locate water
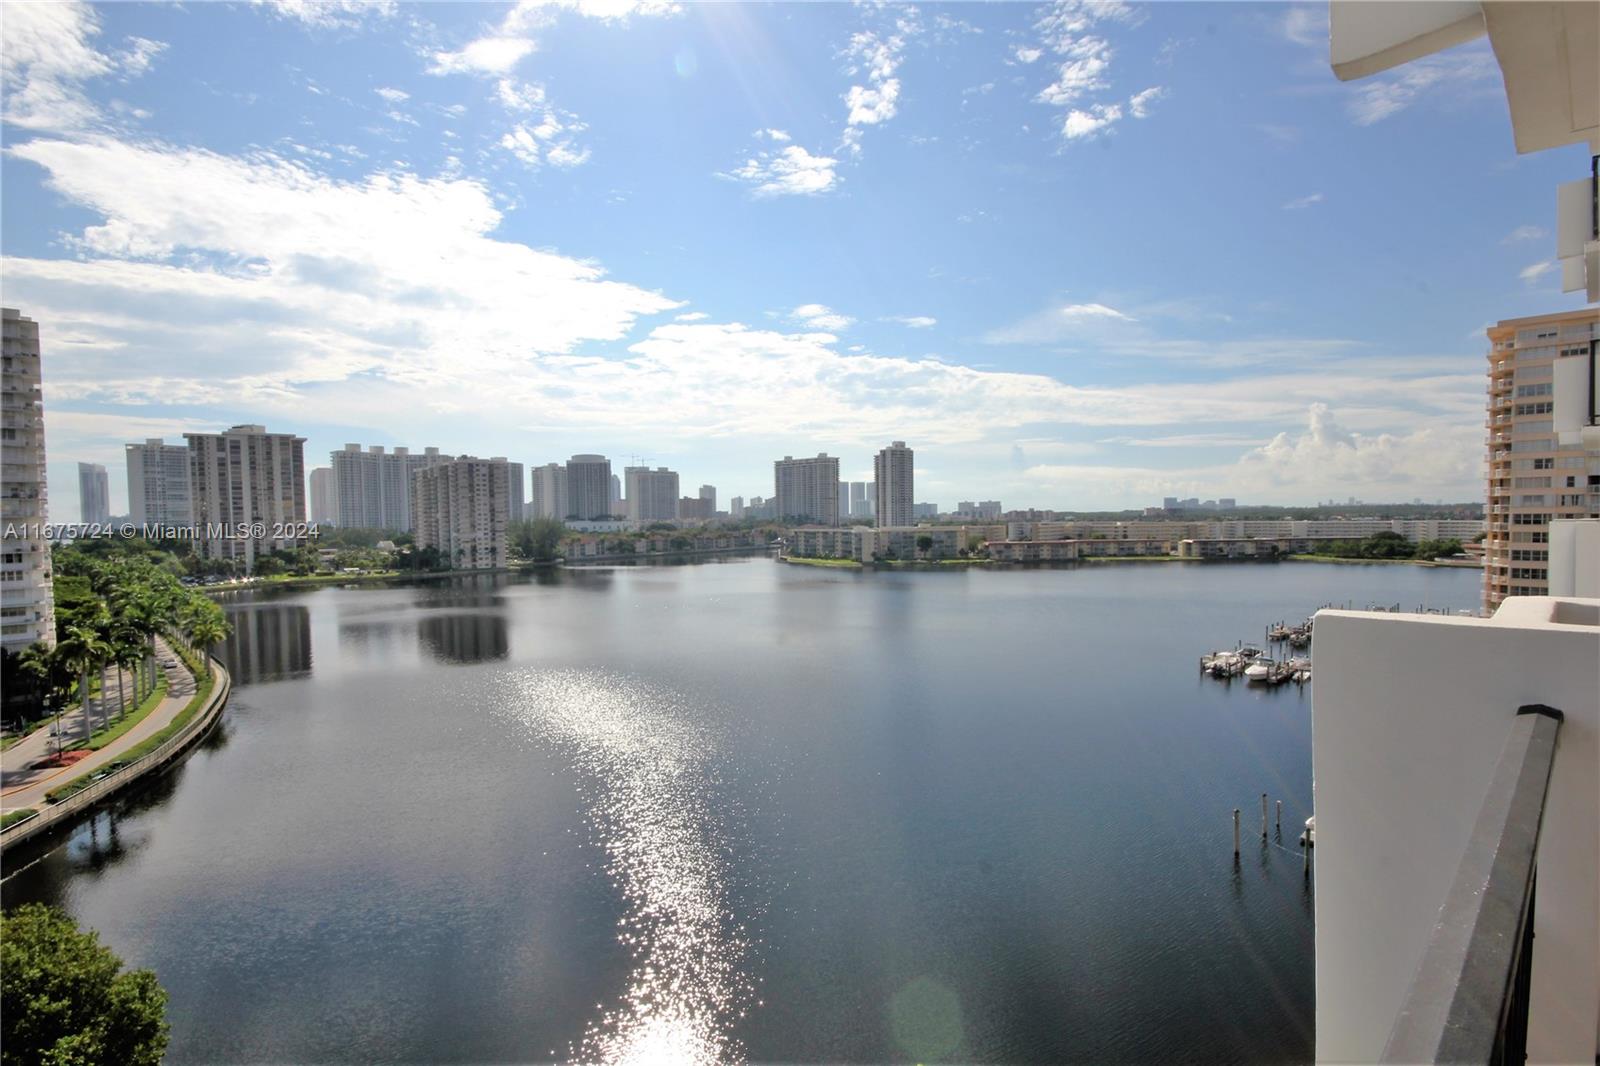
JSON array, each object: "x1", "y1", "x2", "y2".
[{"x1": 2, "y1": 559, "x2": 1481, "y2": 1063}]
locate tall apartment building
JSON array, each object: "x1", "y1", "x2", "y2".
[
  {"x1": 126, "y1": 438, "x2": 192, "y2": 527},
  {"x1": 331, "y1": 444, "x2": 451, "y2": 532},
  {"x1": 837, "y1": 482, "x2": 851, "y2": 522},
  {"x1": 308, "y1": 467, "x2": 337, "y2": 526},
  {"x1": 730, "y1": 495, "x2": 745, "y2": 518},
  {"x1": 505, "y1": 461, "x2": 525, "y2": 524},
  {"x1": 873, "y1": 441, "x2": 914, "y2": 527},
  {"x1": 625, "y1": 466, "x2": 680, "y2": 523},
  {"x1": 77, "y1": 462, "x2": 109, "y2": 525},
  {"x1": 186, "y1": 424, "x2": 307, "y2": 570},
  {"x1": 1, "y1": 308, "x2": 54, "y2": 651},
  {"x1": 567, "y1": 454, "x2": 612, "y2": 520},
  {"x1": 849, "y1": 481, "x2": 868, "y2": 518},
  {"x1": 679, "y1": 495, "x2": 712, "y2": 520},
  {"x1": 411, "y1": 456, "x2": 512, "y2": 570},
  {"x1": 699, "y1": 484, "x2": 716, "y2": 513},
  {"x1": 775, "y1": 454, "x2": 840, "y2": 525},
  {"x1": 530, "y1": 462, "x2": 569, "y2": 521},
  {"x1": 1485, "y1": 308, "x2": 1600, "y2": 611},
  {"x1": 611, "y1": 473, "x2": 623, "y2": 515}
]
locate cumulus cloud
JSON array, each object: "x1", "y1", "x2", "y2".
[
  {"x1": 1063, "y1": 102, "x2": 1122, "y2": 139},
  {"x1": 838, "y1": 13, "x2": 918, "y2": 157},
  {"x1": 430, "y1": 36, "x2": 538, "y2": 75},
  {"x1": 253, "y1": 0, "x2": 397, "y2": 29},
  {"x1": 374, "y1": 86, "x2": 410, "y2": 104},
  {"x1": 724, "y1": 141, "x2": 840, "y2": 198},
  {"x1": 1128, "y1": 86, "x2": 1164, "y2": 119},
  {"x1": 0, "y1": 1, "x2": 162, "y2": 131},
  {"x1": 1028, "y1": 0, "x2": 1156, "y2": 144},
  {"x1": 500, "y1": 108, "x2": 590, "y2": 169},
  {"x1": 790, "y1": 304, "x2": 855, "y2": 331}
]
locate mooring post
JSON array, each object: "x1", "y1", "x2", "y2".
[
  {"x1": 1233, "y1": 808, "x2": 1241, "y2": 857},
  {"x1": 1276, "y1": 800, "x2": 1282, "y2": 834},
  {"x1": 1260, "y1": 793, "x2": 1268, "y2": 839},
  {"x1": 1303, "y1": 831, "x2": 1311, "y2": 877}
]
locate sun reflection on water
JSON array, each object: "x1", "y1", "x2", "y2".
[{"x1": 500, "y1": 671, "x2": 756, "y2": 1065}]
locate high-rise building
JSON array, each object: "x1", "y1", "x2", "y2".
[
  {"x1": 838, "y1": 482, "x2": 851, "y2": 521},
  {"x1": 77, "y1": 462, "x2": 109, "y2": 525},
  {"x1": 699, "y1": 484, "x2": 716, "y2": 513},
  {"x1": 567, "y1": 454, "x2": 612, "y2": 520},
  {"x1": 505, "y1": 461, "x2": 525, "y2": 524},
  {"x1": 611, "y1": 473, "x2": 623, "y2": 514},
  {"x1": 411, "y1": 456, "x2": 512, "y2": 570},
  {"x1": 730, "y1": 496, "x2": 745, "y2": 518},
  {"x1": 126, "y1": 438, "x2": 192, "y2": 527},
  {"x1": 185, "y1": 424, "x2": 307, "y2": 570},
  {"x1": 1, "y1": 308, "x2": 54, "y2": 651},
  {"x1": 530, "y1": 462, "x2": 569, "y2": 521},
  {"x1": 775, "y1": 454, "x2": 840, "y2": 525},
  {"x1": 873, "y1": 441, "x2": 913, "y2": 527},
  {"x1": 308, "y1": 467, "x2": 337, "y2": 526},
  {"x1": 331, "y1": 444, "x2": 451, "y2": 532},
  {"x1": 625, "y1": 466, "x2": 680, "y2": 522},
  {"x1": 850, "y1": 481, "x2": 868, "y2": 518},
  {"x1": 1484, "y1": 308, "x2": 1600, "y2": 611},
  {"x1": 679, "y1": 496, "x2": 712, "y2": 520},
  {"x1": 912, "y1": 502, "x2": 939, "y2": 520}
]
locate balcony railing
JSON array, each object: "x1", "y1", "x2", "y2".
[{"x1": 1381, "y1": 705, "x2": 1563, "y2": 1066}]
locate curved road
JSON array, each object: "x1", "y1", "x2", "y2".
[{"x1": 1, "y1": 638, "x2": 198, "y2": 813}]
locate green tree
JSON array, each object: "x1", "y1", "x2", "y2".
[
  {"x1": 0, "y1": 904, "x2": 169, "y2": 1066},
  {"x1": 916, "y1": 534, "x2": 934, "y2": 559},
  {"x1": 54, "y1": 623, "x2": 111, "y2": 743}
]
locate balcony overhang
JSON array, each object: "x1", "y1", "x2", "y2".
[{"x1": 1330, "y1": 1, "x2": 1599, "y2": 154}]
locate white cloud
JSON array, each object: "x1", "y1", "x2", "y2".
[
  {"x1": 759, "y1": 128, "x2": 790, "y2": 142},
  {"x1": 886, "y1": 315, "x2": 937, "y2": 328},
  {"x1": 1282, "y1": 192, "x2": 1324, "y2": 210},
  {"x1": 790, "y1": 304, "x2": 854, "y2": 331},
  {"x1": 1037, "y1": 36, "x2": 1113, "y2": 106},
  {"x1": 724, "y1": 142, "x2": 840, "y2": 198},
  {"x1": 500, "y1": 108, "x2": 590, "y2": 169},
  {"x1": 838, "y1": 17, "x2": 916, "y2": 155},
  {"x1": 0, "y1": 1, "x2": 161, "y2": 132},
  {"x1": 675, "y1": 311, "x2": 709, "y2": 322},
  {"x1": 430, "y1": 36, "x2": 538, "y2": 75},
  {"x1": 1128, "y1": 86, "x2": 1164, "y2": 119},
  {"x1": 1063, "y1": 103, "x2": 1123, "y2": 140},
  {"x1": 253, "y1": 0, "x2": 397, "y2": 29},
  {"x1": 1013, "y1": 45, "x2": 1043, "y2": 64},
  {"x1": 375, "y1": 86, "x2": 410, "y2": 104},
  {"x1": 1280, "y1": 6, "x2": 1327, "y2": 47},
  {"x1": 1503, "y1": 225, "x2": 1546, "y2": 244},
  {"x1": 1519, "y1": 260, "x2": 1556, "y2": 283},
  {"x1": 1346, "y1": 50, "x2": 1498, "y2": 126}
]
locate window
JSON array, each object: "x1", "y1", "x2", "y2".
[
  {"x1": 1514, "y1": 402, "x2": 1554, "y2": 415},
  {"x1": 1515, "y1": 383, "x2": 1553, "y2": 397},
  {"x1": 1515, "y1": 495, "x2": 1549, "y2": 505},
  {"x1": 1513, "y1": 477, "x2": 1551, "y2": 488}
]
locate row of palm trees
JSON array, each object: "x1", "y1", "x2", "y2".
[{"x1": 15, "y1": 556, "x2": 231, "y2": 748}]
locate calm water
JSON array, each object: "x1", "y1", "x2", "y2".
[{"x1": 2, "y1": 559, "x2": 1480, "y2": 1063}]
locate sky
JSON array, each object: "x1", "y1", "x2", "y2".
[{"x1": 2, "y1": 0, "x2": 1593, "y2": 519}]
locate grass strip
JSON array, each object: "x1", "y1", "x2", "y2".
[{"x1": 46, "y1": 670, "x2": 217, "y2": 804}]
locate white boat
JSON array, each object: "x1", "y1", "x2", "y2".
[{"x1": 1245, "y1": 660, "x2": 1273, "y2": 682}]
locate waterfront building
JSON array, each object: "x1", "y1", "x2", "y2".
[
  {"x1": 730, "y1": 495, "x2": 745, "y2": 518},
  {"x1": 1, "y1": 308, "x2": 54, "y2": 651},
  {"x1": 1485, "y1": 307, "x2": 1600, "y2": 611},
  {"x1": 625, "y1": 466, "x2": 680, "y2": 523},
  {"x1": 530, "y1": 462, "x2": 569, "y2": 521},
  {"x1": 566, "y1": 454, "x2": 612, "y2": 520},
  {"x1": 850, "y1": 481, "x2": 869, "y2": 518},
  {"x1": 308, "y1": 467, "x2": 337, "y2": 527},
  {"x1": 788, "y1": 524, "x2": 970, "y2": 562},
  {"x1": 410, "y1": 456, "x2": 512, "y2": 570},
  {"x1": 505, "y1": 461, "x2": 525, "y2": 525},
  {"x1": 679, "y1": 496, "x2": 712, "y2": 521},
  {"x1": 775, "y1": 454, "x2": 839, "y2": 525},
  {"x1": 699, "y1": 484, "x2": 716, "y2": 513},
  {"x1": 77, "y1": 462, "x2": 110, "y2": 525},
  {"x1": 873, "y1": 442, "x2": 913, "y2": 527},
  {"x1": 331, "y1": 443, "x2": 452, "y2": 532},
  {"x1": 126, "y1": 438, "x2": 193, "y2": 527},
  {"x1": 185, "y1": 424, "x2": 307, "y2": 570}
]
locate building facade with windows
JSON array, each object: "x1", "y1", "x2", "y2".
[
  {"x1": 529, "y1": 462, "x2": 569, "y2": 521},
  {"x1": 126, "y1": 438, "x2": 192, "y2": 527},
  {"x1": 775, "y1": 454, "x2": 839, "y2": 526},
  {"x1": 566, "y1": 454, "x2": 612, "y2": 520},
  {"x1": 77, "y1": 462, "x2": 109, "y2": 525},
  {"x1": 186, "y1": 424, "x2": 307, "y2": 570},
  {"x1": 873, "y1": 441, "x2": 913, "y2": 527},
  {"x1": 308, "y1": 467, "x2": 337, "y2": 526},
  {"x1": 410, "y1": 456, "x2": 512, "y2": 570},
  {"x1": 331, "y1": 444, "x2": 451, "y2": 532},
  {"x1": 1485, "y1": 308, "x2": 1599, "y2": 611},
  {"x1": 625, "y1": 466, "x2": 680, "y2": 523},
  {"x1": 1, "y1": 308, "x2": 54, "y2": 651}
]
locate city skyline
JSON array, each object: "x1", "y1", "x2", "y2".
[{"x1": 3, "y1": 2, "x2": 1593, "y2": 522}]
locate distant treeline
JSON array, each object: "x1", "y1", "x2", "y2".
[{"x1": 1311, "y1": 532, "x2": 1465, "y2": 560}]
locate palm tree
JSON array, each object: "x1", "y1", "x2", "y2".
[
  {"x1": 55, "y1": 624, "x2": 112, "y2": 744},
  {"x1": 16, "y1": 643, "x2": 63, "y2": 754},
  {"x1": 185, "y1": 613, "x2": 230, "y2": 678},
  {"x1": 111, "y1": 625, "x2": 146, "y2": 720}
]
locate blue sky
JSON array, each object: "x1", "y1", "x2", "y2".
[{"x1": 2, "y1": 0, "x2": 1592, "y2": 518}]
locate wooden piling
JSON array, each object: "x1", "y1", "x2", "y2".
[{"x1": 1233, "y1": 808, "x2": 1241, "y2": 857}]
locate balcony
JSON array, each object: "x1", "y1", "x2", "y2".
[{"x1": 1311, "y1": 596, "x2": 1599, "y2": 1064}]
